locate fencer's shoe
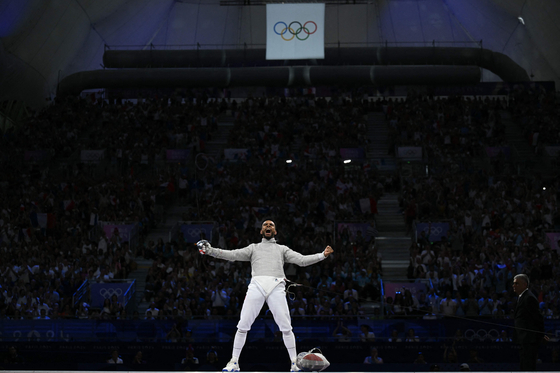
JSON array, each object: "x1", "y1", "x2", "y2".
[
  {"x1": 223, "y1": 359, "x2": 240, "y2": 372},
  {"x1": 290, "y1": 360, "x2": 302, "y2": 372}
]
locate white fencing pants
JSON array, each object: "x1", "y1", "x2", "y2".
[
  {"x1": 237, "y1": 280, "x2": 291, "y2": 332},
  {"x1": 232, "y1": 279, "x2": 296, "y2": 362}
]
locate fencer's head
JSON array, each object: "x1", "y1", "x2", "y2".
[{"x1": 261, "y1": 220, "x2": 277, "y2": 239}]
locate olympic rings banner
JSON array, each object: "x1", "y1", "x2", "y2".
[
  {"x1": 90, "y1": 283, "x2": 132, "y2": 307},
  {"x1": 416, "y1": 222, "x2": 450, "y2": 242},
  {"x1": 266, "y1": 3, "x2": 325, "y2": 60},
  {"x1": 180, "y1": 223, "x2": 213, "y2": 243},
  {"x1": 397, "y1": 146, "x2": 423, "y2": 160}
]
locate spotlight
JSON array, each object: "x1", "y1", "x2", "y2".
[
  {"x1": 286, "y1": 159, "x2": 292, "y2": 164},
  {"x1": 518, "y1": 17, "x2": 525, "y2": 25},
  {"x1": 343, "y1": 159, "x2": 351, "y2": 164},
  {"x1": 543, "y1": 187, "x2": 546, "y2": 190}
]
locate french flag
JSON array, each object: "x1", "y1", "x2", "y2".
[
  {"x1": 359, "y1": 198, "x2": 378, "y2": 214},
  {"x1": 30, "y1": 212, "x2": 56, "y2": 229}
]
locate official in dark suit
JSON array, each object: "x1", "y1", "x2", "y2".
[{"x1": 512, "y1": 274, "x2": 545, "y2": 371}]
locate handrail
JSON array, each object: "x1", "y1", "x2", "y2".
[
  {"x1": 123, "y1": 279, "x2": 136, "y2": 308},
  {"x1": 72, "y1": 279, "x2": 89, "y2": 308}
]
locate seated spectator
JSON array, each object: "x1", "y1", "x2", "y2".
[
  {"x1": 332, "y1": 320, "x2": 352, "y2": 342},
  {"x1": 181, "y1": 346, "x2": 199, "y2": 369},
  {"x1": 405, "y1": 328, "x2": 420, "y2": 342},
  {"x1": 107, "y1": 349, "x2": 123, "y2": 364},
  {"x1": 359, "y1": 324, "x2": 375, "y2": 342},
  {"x1": 363, "y1": 347, "x2": 383, "y2": 364}
]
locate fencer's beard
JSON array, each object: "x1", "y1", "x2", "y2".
[{"x1": 261, "y1": 232, "x2": 274, "y2": 240}]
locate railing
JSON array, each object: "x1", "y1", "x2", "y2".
[
  {"x1": 72, "y1": 280, "x2": 90, "y2": 308},
  {"x1": 104, "y1": 40, "x2": 483, "y2": 51},
  {"x1": 123, "y1": 280, "x2": 136, "y2": 313}
]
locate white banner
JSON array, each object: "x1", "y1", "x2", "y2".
[
  {"x1": 81, "y1": 150, "x2": 105, "y2": 163},
  {"x1": 266, "y1": 3, "x2": 325, "y2": 60},
  {"x1": 397, "y1": 147, "x2": 423, "y2": 159}
]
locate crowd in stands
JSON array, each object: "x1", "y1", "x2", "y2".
[
  {"x1": 139, "y1": 94, "x2": 386, "y2": 322},
  {"x1": 0, "y1": 93, "x2": 220, "y2": 320},
  {"x1": 397, "y1": 91, "x2": 560, "y2": 319},
  {"x1": 1, "y1": 88, "x2": 560, "y2": 328},
  {"x1": 510, "y1": 89, "x2": 560, "y2": 155}
]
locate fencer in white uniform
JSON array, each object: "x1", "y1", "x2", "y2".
[{"x1": 197, "y1": 220, "x2": 334, "y2": 372}]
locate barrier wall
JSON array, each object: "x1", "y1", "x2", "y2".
[
  {"x1": 0, "y1": 318, "x2": 558, "y2": 343},
  {"x1": 0, "y1": 341, "x2": 558, "y2": 371}
]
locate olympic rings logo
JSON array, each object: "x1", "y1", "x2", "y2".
[
  {"x1": 423, "y1": 226, "x2": 443, "y2": 235},
  {"x1": 99, "y1": 288, "x2": 123, "y2": 298},
  {"x1": 464, "y1": 328, "x2": 500, "y2": 341},
  {"x1": 187, "y1": 229, "x2": 206, "y2": 236},
  {"x1": 273, "y1": 21, "x2": 317, "y2": 41}
]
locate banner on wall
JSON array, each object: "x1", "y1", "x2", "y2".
[
  {"x1": 181, "y1": 223, "x2": 213, "y2": 243},
  {"x1": 340, "y1": 148, "x2": 365, "y2": 159},
  {"x1": 166, "y1": 149, "x2": 190, "y2": 162},
  {"x1": 102, "y1": 223, "x2": 137, "y2": 243},
  {"x1": 397, "y1": 147, "x2": 422, "y2": 159},
  {"x1": 266, "y1": 4, "x2": 325, "y2": 60},
  {"x1": 384, "y1": 282, "x2": 428, "y2": 299},
  {"x1": 24, "y1": 150, "x2": 50, "y2": 162},
  {"x1": 224, "y1": 148, "x2": 249, "y2": 161},
  {"x1": 546, "y1": 232, "x2": 560, "y2": 252},
  {"x1": 81, "y1": 150, "x2": 105, "y2": 163},
  {"x1": 485, "y1": 147, "x2": 511, "y2": 159},
  {"x1": 416, "y1": 222, "x2": 450, "y2": 242},
  {"x1": 90, "y1": 283, "x2": 132, "y2": 307},
  {"x1": 336, "y1": 222, "x2": 375, "y2": 242}
]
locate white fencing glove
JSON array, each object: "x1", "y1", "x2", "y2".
[{"x1": 197, "y1": 240, "x2": 210, "y2": 255}]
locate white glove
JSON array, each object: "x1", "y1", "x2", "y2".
[{"x1": 197, "y1": 240, "x2": 210, "y2": 255}]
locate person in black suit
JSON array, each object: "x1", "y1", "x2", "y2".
[{"x1": 512, "y1": 274, "x2": 547, "y2": 371}]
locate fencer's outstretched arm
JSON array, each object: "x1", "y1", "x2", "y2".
[
  {"x1": 197, "y1": 240, "x2": 252, "y2": 262},
  {"x1": 283, "y1": 245, "x2": 333, "y2": 267}
]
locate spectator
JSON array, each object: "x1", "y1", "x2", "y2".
[
  {"x1": 405, "y1": 328, "x2": 420, "y2": 342},
  {"x1": 199, "y1": 349, "x2": 220, "y2": 371},
  {"x1": 3, "y1": 346, "x2": 24, "y2": 364},
  {"x1": 107, "y1": 349, "x2": 123, "y2": 364},
  {"x1": 363, "y1": 347, "x2": 383, "y2": 364},
  {"x1": 414, "y1": 352, "x2": 427, "y2": 364},
  {"x1": 332, "y1": 319, "x2": 352, "y2": 342},
  {"x1": 495, "y1": 330, "x2": 512, "y2": 342},
  {"x1": 359, "y1": 324, "x2": 375, "y2": 342},
  {"x1": 388, "y1": 329, "x2": 402, "y2": 342},
  {"x1": 181, "y1": 346, "x2": 200, "y2": 369},
  {"x1": 132, "y1": 351, "x2": 146, "y2": 365}
]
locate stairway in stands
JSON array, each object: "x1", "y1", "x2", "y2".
[
  {"x1": 366, "y1": 112, "x2": 397, "y2": 173},
  {"x1": 375, "y1": 193, "x2": 411, "y2": 280},
  {"x1": 203, "y1": 114, "x2": 235, "y2": 160},
  {"x1": 128, "y1": 114, "x2": 234, "y2": 316},
  {"x1": 502, "y1": 110, "x2": 550, "y2": 176},
  {"x1": 366, "y1": 112, "x2": 410, "y2": 280}
]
